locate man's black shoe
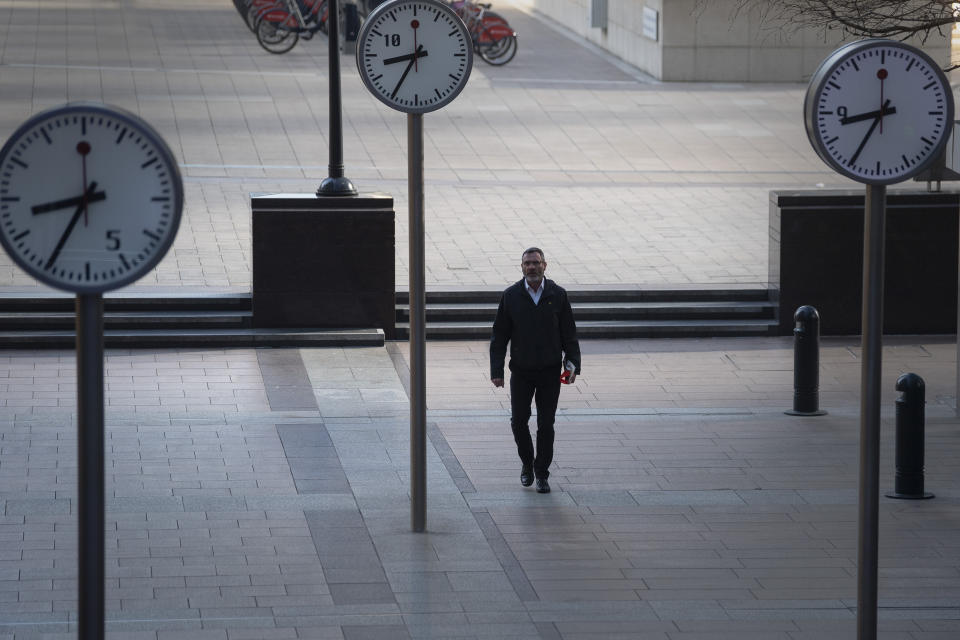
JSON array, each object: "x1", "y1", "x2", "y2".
[
  {"x1": 520, "y1": 465, "x2": 533, "y2": 487},
  {"x1": 535, "y1": 478, "x2": 550, "y2": 493}
]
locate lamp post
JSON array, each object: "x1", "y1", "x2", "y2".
[{"x1": 317, "y1": 0, "x2": 357, "y2": 196}]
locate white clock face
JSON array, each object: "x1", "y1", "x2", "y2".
[
  {"x1": 0, "y1": 103, "x2": 183, "y2": 293},
  {"x1": 804, "y1": 39, "x2": 954, "y2": 184},
  {"x1": 357, "y1": 0, "x2": 472, "y2": 114}
]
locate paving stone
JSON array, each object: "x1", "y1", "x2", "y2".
[{"x1": 341, "y1": 625, "x2": 411, "y2": 640}]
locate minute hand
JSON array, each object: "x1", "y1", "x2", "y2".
[
  {"x1": 44, "y1": 181, "x2": 99, "y2": 270},
  {"x1": 383, "y1": 49, "x2": 429, "y2": 65},
  {"x1": 391, "y1": 45, "x2": 425, "y2": 99},
  {"x1": 840, "y1": 102, "x2": 896, "y2": 125},
  {"x1": 848, "y1": 115, "x2": 882, "y2": 167}
]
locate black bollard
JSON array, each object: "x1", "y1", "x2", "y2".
[
  {"x1": 886, "y1": 373, "x2": 934, "y2": 500},
  {"x1": 785, "y1": 305, "x2": 827, "y2": 416}
]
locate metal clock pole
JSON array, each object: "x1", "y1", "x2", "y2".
[
  {"x1": 0, "y1": 102, "x2": 184, "y2": 640},
  {"x1": 76, "y1": 292, "x2": 105, "y2": 640},
  {"x1": 408, "y1": 112, "x2": 427, "y2": 532},
  {"x1": 858, "y1": 183, "x2": 886, "y2": 640},
  {"x1": 354, "y1": 0, "x2": 474, "y2": 534}
]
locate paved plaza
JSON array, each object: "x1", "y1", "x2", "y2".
[
  {"x1": 0, "y1": 337, "x2": 956, "y2": 639},
  {"x1": 0, "y1": 0, "x2": 863, "y2": 291},
  {"x1": 0, "y1": 1, "x2": 958, "y2": 639}
]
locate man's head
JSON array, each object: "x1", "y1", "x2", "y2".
[{"x1": 521, "y1": 247, "x2": 546, "y2": 287}]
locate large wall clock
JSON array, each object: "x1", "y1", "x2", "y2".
[
  {"x1": 0, "y1": 102, "x2": 183, "y2": 293},
  {"x1": 356, "y1": 0, "x2": 473, "y2": 114},
  {"x1": 803, "y1": 39, "x2": 954, "y2": 185}
]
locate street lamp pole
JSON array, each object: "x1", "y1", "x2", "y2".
[{"x1": 317, "y1": 0, "x2": 357, "y2": 196}]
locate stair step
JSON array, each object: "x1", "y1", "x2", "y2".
[
  {"x1": 396, "y1": 288, "x2": 771, "y2": 305},
  {"x1": 0, "y1": 288, "x2": 778, "y2": 345},
  {"x1": 395, "y1": 319, "x2": 778, "y2": 340},
  {"x1": 0, "y1": 311, "x2": 251, "y2": 330},
  {"x1": 396, "y1": 301, "x2": 776, "y2": 321},
  {"x1": 0, "y1": 328, "x2": 383, "y2": 349},
  {"x1": 0, "y1": 293, "x2": 252, "y2": 312}
]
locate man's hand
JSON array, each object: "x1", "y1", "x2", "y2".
[
  {"x1": 567, "y1": 372, "x2": 576, "y2": 384},
  {"x1": 492, "y1": 378, "x2": 504, "y2": 387}
]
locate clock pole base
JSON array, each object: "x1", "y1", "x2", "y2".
[
  {"x1": 316, "y1": 176, "x2": 358, "y2": 197},
  {"x1": 885, "y1": 491, "x2": 934, "y2": 500}
]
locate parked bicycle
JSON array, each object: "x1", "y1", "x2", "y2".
[
  {"x1": 449, "y1": 0, "x2": 517, "y2": 66},
  {"x1": 232, "y1": 0, "x2": 329, "y2": 54}
]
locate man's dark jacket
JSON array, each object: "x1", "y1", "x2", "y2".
[{"x1": 490, "y1": 278, "x2": 581, "y2": 379}]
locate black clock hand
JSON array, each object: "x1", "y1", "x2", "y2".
[
  {"x1": 31, "y1": 190, "x2": 107, "y2": 215},
  {"x1": 45, "y1": 181, "x2": 98, "y2": 270},
  {"x1": 383, "y1": 49, "x2": 429, "y2": 65},
  {"x1": 391, "y1": 44, "x2": 424, "y2": 98},
  {"x1": 848, "y1": 116, "x2": 882, "y2": 167},
  {"x1": 840, "y1": 102, "x2": 896, "y2": 125}
]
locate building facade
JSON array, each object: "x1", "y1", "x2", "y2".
[{"x1": 515, "y1": 0, "x2": 951, "y2": 82}]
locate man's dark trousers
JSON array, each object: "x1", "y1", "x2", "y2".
[{"x1": 510, "y1": 365, "x2": 560, "y2": 480}]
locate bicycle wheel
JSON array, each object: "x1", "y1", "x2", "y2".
[
  {"x1": 479, "y1": 32, "x2": 516, "y2": 65},
  {"x1": 256, "y1": 15, "x2": 300, "y2": 54},
  {"x1": 246, "y1": 3, "x2": 266, "y2": 31}
]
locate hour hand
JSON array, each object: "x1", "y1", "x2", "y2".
[
  {"x1": 383, "y1": 49, "x2": 429, "y2": 65},
  {"x1": 840, "y1": 101, "x2": 896, "y2": 125},
  {"x1": 32, "y1": 190, "x2": 107, "y2": 215}
]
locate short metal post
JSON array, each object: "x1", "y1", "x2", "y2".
[
  {"x1": 886, "y1": 373, "x2": 934, "y2": 500},
  {"x1": 77, "y1": 293, "x2": 105, "y2": 640},
  {"x1": 786, "y1": 305, "x2": 827, "y2": 416}
]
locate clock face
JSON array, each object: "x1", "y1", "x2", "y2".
[
  {"x1": 804, "y1": 39, "x2": 954, "y2": 185},
  {"x1": 357, "y1": 0, "x2": 473, "y2": 114},
  {"x1": 0, "y1": 103, "x2": 183, "y2": 293}
]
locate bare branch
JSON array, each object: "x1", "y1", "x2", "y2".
[{"x1": 698, "y1": 0, "x2": 957, "y2": 67}]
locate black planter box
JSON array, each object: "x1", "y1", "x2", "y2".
[
  {"x1": 252, "y1": 193, "x2": 395, "y2": 338},
  {"x1": 769, "y1": 189, "x2": 959, "y2": 335}
]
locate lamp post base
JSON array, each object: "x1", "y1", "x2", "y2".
[{"x1": 316, "y1": 176, "x2": 358, "y2": 197}]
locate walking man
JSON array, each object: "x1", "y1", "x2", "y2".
[{"x1": 490, "y1": 247, "x2": 581, "y2": 493}]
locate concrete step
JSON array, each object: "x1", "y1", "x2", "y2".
[
  {"x1": 396, "y1": 288, "x2": 772, "y2": 304},
  {"x1": 395, "y1": 300, "x2": 776, "y2": 322},
  {"x1": 0, "y1": 292, "x2": 252, "y2": 312},
  {"x1": 396, "y1": 318, "x2": 778, "y2": 340},
  {"x1": 0, "y1": 288, "x2": 777, "y2": 346},
  {"x1": 0, "y1": 310, "x2": 251, "y2": 330},
  {"x1": 0, "y1": 294, "x2": 385, "y2": 348},
  {"x1": 0, "y1": 328, "x2": 384, "y2": 349}
]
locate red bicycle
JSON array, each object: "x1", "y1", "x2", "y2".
[
  {"x1": 449, "y1": 0, "x2": 517, "y2": 66},
  {"x1": 233, "y1": 0, "x2": 329, "y2": 53}
]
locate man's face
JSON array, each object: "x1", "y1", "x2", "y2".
[{"x1": 521, "y1": 252, "x2": 546, "y2": 285}]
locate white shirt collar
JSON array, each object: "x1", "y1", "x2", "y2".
[{"x1": 525, "y1": 278, "x2": 545, "y2": 303}]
